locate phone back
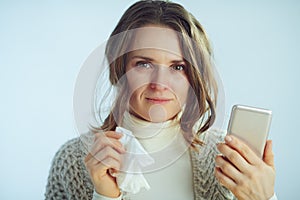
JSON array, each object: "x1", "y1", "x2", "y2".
[{"x1": 227, "y1": 105, "x2": 272, "y2": 158}]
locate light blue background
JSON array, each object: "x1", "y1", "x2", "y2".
[{"x1": 0, "y1": 0, "x2": 299, "y2": 199}]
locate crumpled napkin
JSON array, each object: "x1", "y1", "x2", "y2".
[{"x1": 112, "y1": 126, "x2": 155, "y2": 194}]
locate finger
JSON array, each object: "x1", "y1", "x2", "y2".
[
  {"x1": 91, "y1": 135, "x2": 125, "y2": 156},
  {"x1": 215, "y1": 167, "x2": 236, "y2": 190},
  {"x1": 225, "y1": 135, "x2": 261, "y2": 165},
  {"x1": 263, "y1": 140, "x2": 275, "y2": 168},
  {"x1": 93, "y1": 131, "x2": 123, "y2": 144},
  {"x1": 104, "y1": 131, "x2": 123, "y2": 139},
  {"x1": 101, "y1": 157, "x2": 122, "y2": 171},
  {"x1": 85, "y1": 147, "x2": 122, "y2": 171},
  {"x1": 217, "y1": 143, "x2": 250, "y2": 173},
  {"x1": 92, "y1": 146, "x2": 123, "y2": 167},
  {"x1": 85, "y1": 156, "x2": 121, "y2": 179},
  {"x1": 85, "y1": 160, "x2": 108, "y2": 180},
  {"x1": 85, "y1": 153, "x2": 93, "y2": 163},
  {"x1": 215, "y1": 154, "x2": 244, "y2": 184}
]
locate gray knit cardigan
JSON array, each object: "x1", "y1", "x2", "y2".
[{"x1": 45, "y1": 130, "x2": 236, "y2": 200}]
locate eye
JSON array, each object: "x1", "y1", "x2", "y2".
[
  {"x1": 135, "y1": 61, "x2": 152, "y2": 69},
  {"x1": 171, "y1": 64, "x2": 185, "y2": 71}
]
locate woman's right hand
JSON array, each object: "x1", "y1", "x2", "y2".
[{"x1": 84, "y1": 131, "x2": 125, "y2": 198}]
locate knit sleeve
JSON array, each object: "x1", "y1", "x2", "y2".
[
  {"x1": 45, "y1": 138, "x2": 94, "y2": 200},
  {"x1": 192, "y1": 129, "x2": 237, "y2": 200}
]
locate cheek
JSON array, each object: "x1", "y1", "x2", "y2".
[
  {"x1": 126, "y1": 69, "x2": 151, "y2": 93},
  {"x1": 129, "y1": 89, "x2": 139, "y2": 103},
  {"x1": 126, "y1": 74, "x2": 135, "y2": 94},
  {"x1": 128, "y1": 86, "x2": 145, "y2": 107},
  {"x1": 125, "y1": 73, "x2": 140, "y2": 108},
  {"x1": 171, "y1": 78, "x2": 190, "y2": 105}
]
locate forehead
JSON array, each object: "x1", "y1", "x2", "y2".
[
  {"x1": 128, "y1": 48, "x2": 184, "y2": 63},
  {"x1": 129, "y1": 26, "x2": 183, "y2": 57}
]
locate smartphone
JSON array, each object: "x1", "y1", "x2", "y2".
[{"x1": 227, "y1": 105, "x2": 272, "y2": 158}]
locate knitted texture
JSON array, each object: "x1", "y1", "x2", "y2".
[
  {"x1": 191, "y1": 130, "x2": 237, "y2": 200},
  {"x1": 45, "y1": 130, "x2": 236, "y2": 200},
  {"x1": 45, "y1": 138, "x2": 94, "y2": 200}
]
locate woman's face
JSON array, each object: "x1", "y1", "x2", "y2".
[{"x1": 125, "y1": 26, "x2": 190, "y2": 122}]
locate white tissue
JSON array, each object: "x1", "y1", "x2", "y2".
[{"x1": 114, "y1": 126, "x2": 154, "y2": 194}]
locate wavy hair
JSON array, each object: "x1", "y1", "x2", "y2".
[{"x1": 92, "y1": 0, "x2": 218, "y2": 148}]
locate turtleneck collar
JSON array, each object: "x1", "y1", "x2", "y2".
[
  {"x1": 122, "y1": 111, "x2": 180, "y2": 136},
  {"x1": 121, "y1": 111, "x2": 185, "y2": 153}
]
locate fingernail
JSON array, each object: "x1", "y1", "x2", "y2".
[{"x1": 225, "y1": 135, "x2": 232, "y2": 143}]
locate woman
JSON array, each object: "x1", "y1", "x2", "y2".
[{"x1": 45, "y1": 1, "x2": 276, "y2": 199}]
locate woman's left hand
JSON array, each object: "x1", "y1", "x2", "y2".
[{"x1": 215, "y1": 135, "x2": 275, "y2": 200}]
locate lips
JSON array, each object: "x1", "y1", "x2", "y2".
[{"x1": 145, "y1": 97, "x2": 173, "y2": 104}]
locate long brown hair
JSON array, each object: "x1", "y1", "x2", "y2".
[{"x1": 92, "y1": 0, "x2": 218, "y2": 148}]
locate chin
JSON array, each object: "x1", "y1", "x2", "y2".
[
  {"x1": 129, "y1": 103, "x2": 180, "y2": 122},
  {"x1": 148, "y1": 116, "x2": 168, "y2": 123},
  {"x1": 147, "y1": 104, "x2": 180, "y2": 122}
]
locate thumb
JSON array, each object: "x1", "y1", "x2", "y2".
[{"x1": 263, "y1": 140, "x2": 275, "y2": 168}]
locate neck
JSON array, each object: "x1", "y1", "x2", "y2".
[
  {"x1": 121, "y1": 111, "x2": 183, "y2": 152},
  {"x1": 122, "y1": 111, "x2": 179, "y2": 134}
]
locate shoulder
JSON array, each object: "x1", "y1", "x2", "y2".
[
  {"x1": 46, "y1": 137, "x2": 86, "y2": 183},
  {"x1": 51, "y1": 138, "x2": 85, "y2": 170},
  {"x1": 55, "y1": 137, "x2": 82, "y2": 157},
  {"x1": 49, "y1": 136, "x2": 91, "y2": 178},
  {"x1": 51, "y1": 132, "x2": 93, "y2": 167},
  {"x1": 45, "y1": 136, "x2": 93, "y2": 199}
]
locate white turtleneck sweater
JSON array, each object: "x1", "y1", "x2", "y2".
[
  {"x1": 94, "y1": 112, "x2": 194, "y2": 200},
  {"x1": 45, "y1": 112, "x2": 277, "y2": 200}
]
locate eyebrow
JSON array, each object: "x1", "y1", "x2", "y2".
[
  {"x1": 130, "y1": 55, "x2": 185, "y2": 63},
  {"x1": 130, "y1": 56, "x2": 154, "y2": 61}
]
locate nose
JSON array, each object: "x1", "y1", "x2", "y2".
[{"x1": 149, "y1": 66, "x2": 169, "y2": 90}]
